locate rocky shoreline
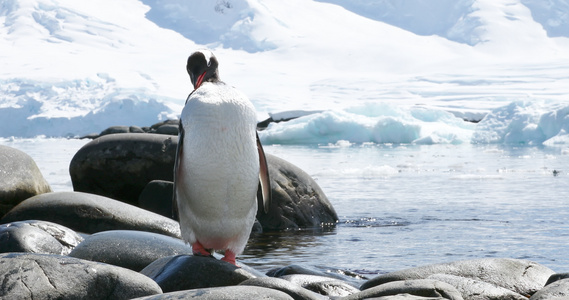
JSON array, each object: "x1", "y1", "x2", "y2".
[{"x1": 0, "y1": 129, "x2": 568, "y2": 299}]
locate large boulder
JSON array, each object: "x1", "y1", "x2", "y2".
[
  {"x1": 0, "y1": 145, "x2": 51, "y2": 218},
  {"x1": 69, "y1": 133, "x2": 337, "y2": 230},
  {"x1": 530, "y1": 278, "x2": 569, "y2": 300},
  {"x1": 0, "y1": 191, "x2": 181, "y2": 238},
  {"x1": 239, "y1": 277, "x2": 327, "y2": 300},
  {"x1": 138, "y1": 180, "x2": 174, "y2": 219},
  {"x1": 428, "y1": 273, "x2": 527, "y2": 300},
  {"x1": 69, "y1": 133, "x2": 178, "y2": 205},
  {"x1": 0, "y1": 253, "x2": 162, "y2": 299},
  {"x1": 267, "y1": 264, "x2": 360, "y2": 283},
  {"x1": 0, "y1": 220, "x2": 83, "y2": 255},
  {"x1": 547, "y1": 273, "x2": 569, "y2": 285},
  {"x1": 141, "y1": 255, "x2": 263, "y2": 293},
  {"x1": 280, "y1": 274, "x2": 360, "y2": 297},
  {"x1": 360, "y1": 258, "x2": 555, "y2": 297},
  {"x1": 69, "y1": 230, "x2": 191, "y2": 271},
  {"x1": 344, "y1": 279, "x2": 464, "y2": 300},
  {"x1": 133, "y1": 286, "x2": 294, "y2": 300},
  {"x1": 258, "y1": 153, "x2": 338, "y2": 230},
  {"x1": 363, "y1": 296, "x2": 448, "y2": 300}
]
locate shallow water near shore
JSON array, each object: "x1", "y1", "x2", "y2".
[{"x1": 2, "y1": 138, "x2": 568, "y2": 276}]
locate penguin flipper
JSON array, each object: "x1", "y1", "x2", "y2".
[
  {"x1": 172, "y1": 122, "x2": 184, "y2": 221},
  {"x1": 256, "y1": 132, "x2": 271, "y2": 214}
]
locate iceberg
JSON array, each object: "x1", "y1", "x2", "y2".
[
  {"x1": 259, "y1": 103, "x2": 476, "y2": 145},
  {"x1": 472, "y1": 101, "x2": 569, "y2": 146}
]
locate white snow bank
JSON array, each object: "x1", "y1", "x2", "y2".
[
  {"x1": 318, "y1": 0, "x2": 569, "y2": 45},
  {"x1": 2, "y1": 0, "x2": 569, "y2": 139},
  {"x1": 0, "y1": 77, "x2": 176, "y2": 137}
]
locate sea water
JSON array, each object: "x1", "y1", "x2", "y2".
[{"x1": 2, "y1": 138, "x2": 568, "y2": 275}]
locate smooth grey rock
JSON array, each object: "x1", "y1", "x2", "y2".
[
  {"x1": 0, "y1": 145, "x2": 51, "y2": 218},
  {"x1": 280, "y1": 274, "x2": 360, "y2": 297},
  {"x1": 69, "y1": 230, "x2": 191, "y2": 271},
  {"x1": 69, "y1": 133, "x2": 178, "y2": 205},
  {"x1": 141, "y1": 254, "x2": 263, "y2": 293},
  {"x1": 267, "y1": 264, "x2": 356, "y2": 282},
  {"x1": 369, "y1": 296, "x2": 447, "y2": 300},
  {"x1": 149, "y1": 119, "x2": 179, "y2": 132},
  {"x1": 546, "y1": 273, "x2": 569, "y2": 286},
  {"x1": 428, "y1": 273, "x2": 527, "y2": 300},
  {"x1": 239, "y1": 277, "x2": 326, "y2": 300},
  {"x1": 130, "y1": 125, "x2": 145, "y2": 133},
  {"x1": 529, "y1": 278, "x2": 569, "y2": 300},
  {"x1": 344, "y1": 279, "x2": 464, "y2": 300},
  {"x1": 0, "y1": 252, "x2": 162, "y2": 299},
  {"x1": 0, "y1": 191, "x2": 181, "y2": 238},
  {"x1": 133, "y1": 286, "x2": 294, "y2": 300},
  {"x1": 257, "y1": 154, "x2": 338, "y2": 230},
  {"x1": 69, "y1": 132, "x2": 337, "y2": 231},
  {"x1": 138, "y1": 180, "x2": 174, "y2": 219},
  {"x1": 0, "y1": 220, "x2": 83, "y2": 255},
  {"x1": 100, "y1": 125, "x2": 130, "y2": 136},
  {"x1": 360, "y1": 258, "x2": 555, "y2": 297},
  {"x1": 154, "y1": 124, "x2": 179, "y2": 135}
]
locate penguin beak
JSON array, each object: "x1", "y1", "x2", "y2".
[{"x1": 194, "y1": 71, "x2": 207, "y2": 90}]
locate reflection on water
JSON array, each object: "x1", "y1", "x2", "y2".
[{"x1": 242, "y1": 228, "x2": 337, "y2": 272}]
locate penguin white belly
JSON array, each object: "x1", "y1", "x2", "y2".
[{"x1": 176, "y1": 83, "x2": 259, "y2": 254}]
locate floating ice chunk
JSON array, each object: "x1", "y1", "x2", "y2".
[
  {"x1": 259, "y1": 103, "x2": 475, "y2": 145},
  {"x1": 472, "y1": 101, "x2": 569, "y2": 146}
]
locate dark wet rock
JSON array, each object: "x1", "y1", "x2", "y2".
[
  {"x1": 546, "y1": 273, "x2": 569, "y2": 286},
  {"x1": 0, "y1": 145, "x2": 51, "y2": 218},
  {"x1": 344, "y1": 279, "x2": 464, "y2": 300},
  {"x1": 130, "y1": 125, "x2": 145, "y2": 133},
  {"x1": 69, "y1": 230, "x2": 191, "y2": 271},
  {"x1": 0, "y1": 252, "x2": 162, "y2": 299},
  {"x1": 267, "y1": 264, "x2": 357, "y2": 283},
  {"x1": 252, "y1": 219, "x2": 264, "y2": 233},
  {"x1": 428, "y1": 273, "x2": 527, "y2": 300},
  {"x1": 239, "y1": 277, "x2": 326, "y2": 300},
  {"x1": 360, "y1": 258, "x2": 554, "y2": 297},
  {"x1": 149, "y1": 119, "x2": 179, "y2": 132},
  {"x1": 529, "y1": 278, "x2": 569, "y2": 300},
  {"x1": 280, "y1": 274, "x2": 360, "y2": 297},
  {"x1": 69, "y1": 131, "x2": 337, "y2": 231},
  {"x1": 138, "y1": 180, "x2": 174, "y2": 219},
  {"x1": 133, "y1": 286, "x2": 294, "y2": 300},
  {"x1": 154, "y1": 124, "x2": 179, "y2": 135},
  {"x1": 69, "y1": 133, "x2": 177, "y2": 205},
  {"x1": 0, "y1": 220, "x2": 83, "y2": 255},
  {"x1": 100, "y1": 125, "x2": 130, "y2": 135},
  {"x1": 98, "y1": 125, "x2": 146, "y2": 137},
  {"x1": 258, "y1": 154, "x2": 338, "y2": 230},
  {"x1": 80, "y1": 132, "x2": 100, "y2": 139},
  {"x1": 141, "y1": 254, "x2": 263, "y2": 293},
  {"x1": 0, "y1": 191, "x2": 181, "y2": 238}
]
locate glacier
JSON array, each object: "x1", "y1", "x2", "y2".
[{"x1": 0, "y1": 0, "x2": 568, "y2": 145}]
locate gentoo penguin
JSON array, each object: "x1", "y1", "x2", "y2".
[{"x1": 173, "y1": 50, "x2": 271, "y2": 265}]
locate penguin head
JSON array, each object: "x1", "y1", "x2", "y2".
[{"x1": 186, "y1": 50, "x2": 220, "y2": 90}]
